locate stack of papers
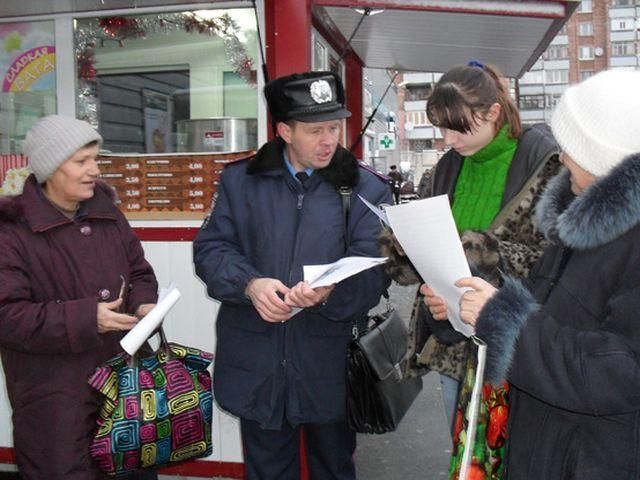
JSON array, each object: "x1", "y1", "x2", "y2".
[{"x1": 360, "y1": 194, "x2": 474, "y2": 337}]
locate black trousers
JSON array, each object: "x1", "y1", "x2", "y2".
[{"x1": 240, "y1": 419, "x2": 356, "y2": 480}]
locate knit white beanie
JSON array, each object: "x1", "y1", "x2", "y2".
[
  {"x1": 551, "y1": 69, "x2": 640, "y2": 177},
  {"x1": 24, "y1": 115, "x2": 103, "y2": 183}
]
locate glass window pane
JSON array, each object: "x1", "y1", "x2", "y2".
[
  {"x1": 578, "y1": 0, "x2": 592, "y2": 12},
  {"x1": 74, "y1": 9, "x2": 258, "y2": 154},
  {"x1": 313, "y1": 38, "x2": 327, "y2": 71},
  {"x1": 578, "y1": 22, "x2": 593, "y2": 36}
]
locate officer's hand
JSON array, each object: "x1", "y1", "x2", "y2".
[
  {"x1": 285, "y1": 282, "x2": 335, "y2": 309},
  {"x1": 419, "y1": 284, "x2": 448, "y2": 321},
  {"x1": 97, "y1": 298, "x2": 139, "y2": 333},
  {"x1": 245, "y1": 278, "x2": 292, "y2": 322}
]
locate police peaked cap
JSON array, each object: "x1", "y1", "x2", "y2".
[{"x1": 264, "y1": 71, "x2": 351, "y2": 123}]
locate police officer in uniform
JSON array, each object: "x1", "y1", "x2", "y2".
[{"x1": 193, "y1": 71, "x2": 391, "y2": 479}]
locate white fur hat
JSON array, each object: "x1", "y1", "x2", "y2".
[{"x1": 551, "y1": 69, "x2": 640, "y2": 177}]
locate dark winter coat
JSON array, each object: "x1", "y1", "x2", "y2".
[
  {"x1": 477, "y1": 153, "x2": 640, "y2": 479},
  {"x1": 0, "y1": 175, "x2": 157, "y2": 480},
  {"x1": 193, "y1": 137, "x2": 391, "y2": 429}
]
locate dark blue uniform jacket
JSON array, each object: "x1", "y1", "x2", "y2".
[{"x1": 194, "y1": 137, "x2": 391, "y2": 429}]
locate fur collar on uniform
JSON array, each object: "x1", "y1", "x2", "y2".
[
  {"x1": 246, "y1": 136, "x2": 359, "y2": 188},
  {"x1": 537, "y1": 153, "x2": 640, "y2": 250}
]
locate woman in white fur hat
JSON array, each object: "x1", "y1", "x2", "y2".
[{"x1": 425, "y1": 69, "x2": 640, "y2": 479}]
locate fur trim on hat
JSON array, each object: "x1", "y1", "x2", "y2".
[{"x1": 264, "y1": 71, "x2": 350, "y2": 123}]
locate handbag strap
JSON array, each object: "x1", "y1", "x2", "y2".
[
  {"x1": 352, "y1": 290, "x2": 392, "y2": 340},
  {"x1": 337, "y1": 185, "x2": 352, "y2": 251},
  {"x1": 338, "y1": 187, "x2": 393, "y2": 339},
  {"x1": 126, "y1": 325, "x2": 172, "y2": 367}
]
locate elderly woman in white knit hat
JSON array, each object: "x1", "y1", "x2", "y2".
[
  {"x1": 423, "y1": 69, "x2": 640, "y2": 479},
  {"x1": 0, "y1": 115, "x2": 158, "y2": 479}
]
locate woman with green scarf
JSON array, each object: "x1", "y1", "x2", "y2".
[{"x1": 380, "y1": 61, "x2": 560, "y2": 432}]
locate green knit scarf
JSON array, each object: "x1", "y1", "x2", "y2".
[{"x1": 451, "y1": 125, "x2": 517, "y2": 232}]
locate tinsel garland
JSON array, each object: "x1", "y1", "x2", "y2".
[{"x1": 74, "y1": 12, "x2": 257, "y2": 127}]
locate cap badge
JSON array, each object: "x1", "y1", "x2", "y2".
[{"x1": 310, "y1": 80, "x2": 332, "y2": 104}]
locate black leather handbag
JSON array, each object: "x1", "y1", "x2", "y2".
[{"x1": 346, "y1": 301, "x2": 423, "y2": 434}]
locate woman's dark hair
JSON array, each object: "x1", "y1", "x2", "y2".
[{"x1": 426, "y1": 63, "x2": 522, "y2": 139}]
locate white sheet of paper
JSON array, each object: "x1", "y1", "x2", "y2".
[
  {"x1": 357, "y1": 194, "x2": 390, "y2": 226},
  {"x1": 288, "y1": 256, "x2": 388, "y2": 317},
  {"x1": 385, "y1": 195, "x2": 474, "y2": 337},
  {"x1": 304, "y1": 256, "x2": 388, "y2": 288},
  {"x1": 120, "y1": 285, "x2": 181, "y2": 355}
]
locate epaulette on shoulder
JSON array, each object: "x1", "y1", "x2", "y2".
[
  {"x1": 222, "y1": 151, "x2": 255, "y2": 168},
  {"x1": 358, "y1": 161, "x2": 390, "y2": 182}
]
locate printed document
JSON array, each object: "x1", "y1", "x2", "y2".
[
  {"x1": 304, "y1": 256, "x2": 388, "y2": 288},
  {"x1": 384, "y1": 195, "x2": 474, "y2": 337},
  {"x1": 288, "y1": 256, "x2": 388, "y2": 317}
]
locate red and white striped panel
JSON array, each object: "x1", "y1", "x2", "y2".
[{"x1": 0, "y1": 154, "x2": 28, "y2": 183}]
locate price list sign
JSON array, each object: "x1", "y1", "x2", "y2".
[{"x1": 98, "y1": 151, "x2": 251, "y2": 219}]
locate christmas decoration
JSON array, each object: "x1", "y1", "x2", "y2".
[
  {"x1": 75, "y1": 12, "x2": 256, "y2": 84},
  {"x1": 76, "y1": 43, "x2": 96, "y2": 81},
  {"x1": 74, "y1": 12, "x2": 256, "y2": 128},
  {"x1": 98, "y1": 17, "x2": 144, "y2": 46}
]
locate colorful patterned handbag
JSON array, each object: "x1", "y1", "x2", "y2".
[{"x1": 88, "y1": 328, "x2": 214, "y2": 477}]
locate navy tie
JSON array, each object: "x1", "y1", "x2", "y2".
[{"x1": 295, "y1": 171, "x2": 309, "y2": 187}]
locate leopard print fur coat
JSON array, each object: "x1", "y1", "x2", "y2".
[{"x1": 380, "y1": 130, "x2": 561, "y2": 380}]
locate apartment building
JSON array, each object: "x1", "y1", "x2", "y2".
[
  {"x1": 395, "y1": 0, "x2": 639, "y2": 183},
  {"x1": 519, "y1": 0, "x2": 640, "y2": 123},
  {"x1": 396, "y1": 72, "x2": 444, "y2": 184}
]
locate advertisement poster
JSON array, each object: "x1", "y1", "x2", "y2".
[
  {"x1": 0, "y1": 21, "x2": 56, "y2": 159},
  {"x1": 143, "y1": 89, "x2": 172, "y2": 153},
  {"x1": 1, "y1": 21, "x2": 56, "y2": 93}
]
